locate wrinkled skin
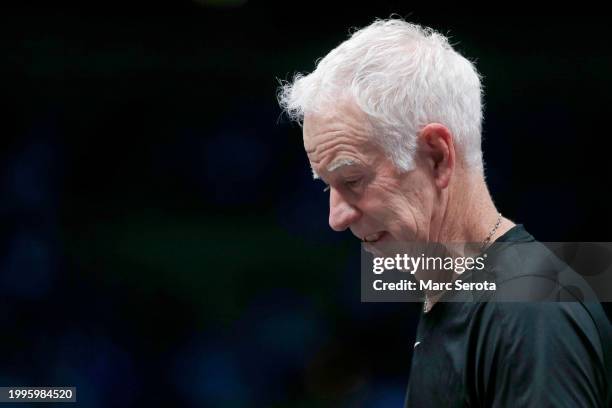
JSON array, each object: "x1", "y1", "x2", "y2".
[{"x1": 303, "y1": 101, "x2": 454, "y2": 253}]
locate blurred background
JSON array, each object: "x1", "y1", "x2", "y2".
[{"x1": 1, "y1": 3, "x2": 611, "y2": 407}]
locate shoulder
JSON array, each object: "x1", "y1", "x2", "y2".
[
  {"x1": 479, "y1": 239, "x2": 600, "y2": 303},
  {"x1": 466, "y1": 301, "x2": 610, "y2": 406},
  {"x1": 467, "y1": 301, "x2": 608, "y2": 378},
  {"x1": 470, "y1": 301, "x2": 602, "y2": 338}
]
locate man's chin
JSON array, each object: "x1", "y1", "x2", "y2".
[
  {"x1": 362, "y1": 233, "x2": 427, "y2": 258},
  {"x1": 362, "y1": 232, "x2": 398, "y2": 256}
]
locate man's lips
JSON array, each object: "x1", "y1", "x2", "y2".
[{"x1": 362, "y1": 231, "x2": 386, "y2": 243}]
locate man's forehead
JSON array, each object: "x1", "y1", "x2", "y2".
[
  {"x1": 302, "y1": 103, "x2": 374, "y2": 179},
  {"x1": 303, "y1": 102, "x2": 367, "y2": 150},
  {"x1": 303, "y1": 112, "x2": 330, "y2": 152}
]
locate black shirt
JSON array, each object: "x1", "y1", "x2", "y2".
[{"x1": 404, "y1": 225, "x2": 612, "y2": 407}]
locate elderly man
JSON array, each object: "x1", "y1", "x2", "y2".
[{"x1": 279, "y1": 19, "x2": 611, "y2": 407}]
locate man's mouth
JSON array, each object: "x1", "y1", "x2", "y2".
[{"x1": 362, "y1": 231, "x2": 385, "y2": 243}]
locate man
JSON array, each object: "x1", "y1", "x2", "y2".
[{"x1": 278, "y1": 18, "x2": 611, "y2": 406}]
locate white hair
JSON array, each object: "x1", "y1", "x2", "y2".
[{"x1": 277, "y1": 18, "x2": 484, "y2": 172}]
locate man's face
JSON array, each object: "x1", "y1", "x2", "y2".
[{"x1": 303, "y1": 102, "x2": 436, "y2": 249}]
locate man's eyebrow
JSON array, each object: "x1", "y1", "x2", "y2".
[
  {"x1": 327, "y1": 158, "x2": 357, "y2": 172},
  {"x1": 311, "y1": 159, "x2": 359, "y2": 180}
]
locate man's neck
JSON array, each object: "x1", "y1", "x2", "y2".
[
  {"x1": 439, "y1": 170, "x2": 515, "y2": 245},
  {"x1": 423, "y1": 171, "x2": 516, "y2": 313}
]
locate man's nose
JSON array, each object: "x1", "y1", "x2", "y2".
[{"x1": 329, "y1": 189, "x2": 360, "y2": 231}]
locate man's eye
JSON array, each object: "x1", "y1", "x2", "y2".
[{"x1": 345, "y1": 179, "x2": 361, "y2": 188}]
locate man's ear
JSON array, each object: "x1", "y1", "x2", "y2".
[{"x1": 418, "y1": 123, "x2": 455, "y2": 189}]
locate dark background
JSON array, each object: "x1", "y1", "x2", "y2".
[{"x1": 1, "y1": 2, "x2": 611, "y2": 407}]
